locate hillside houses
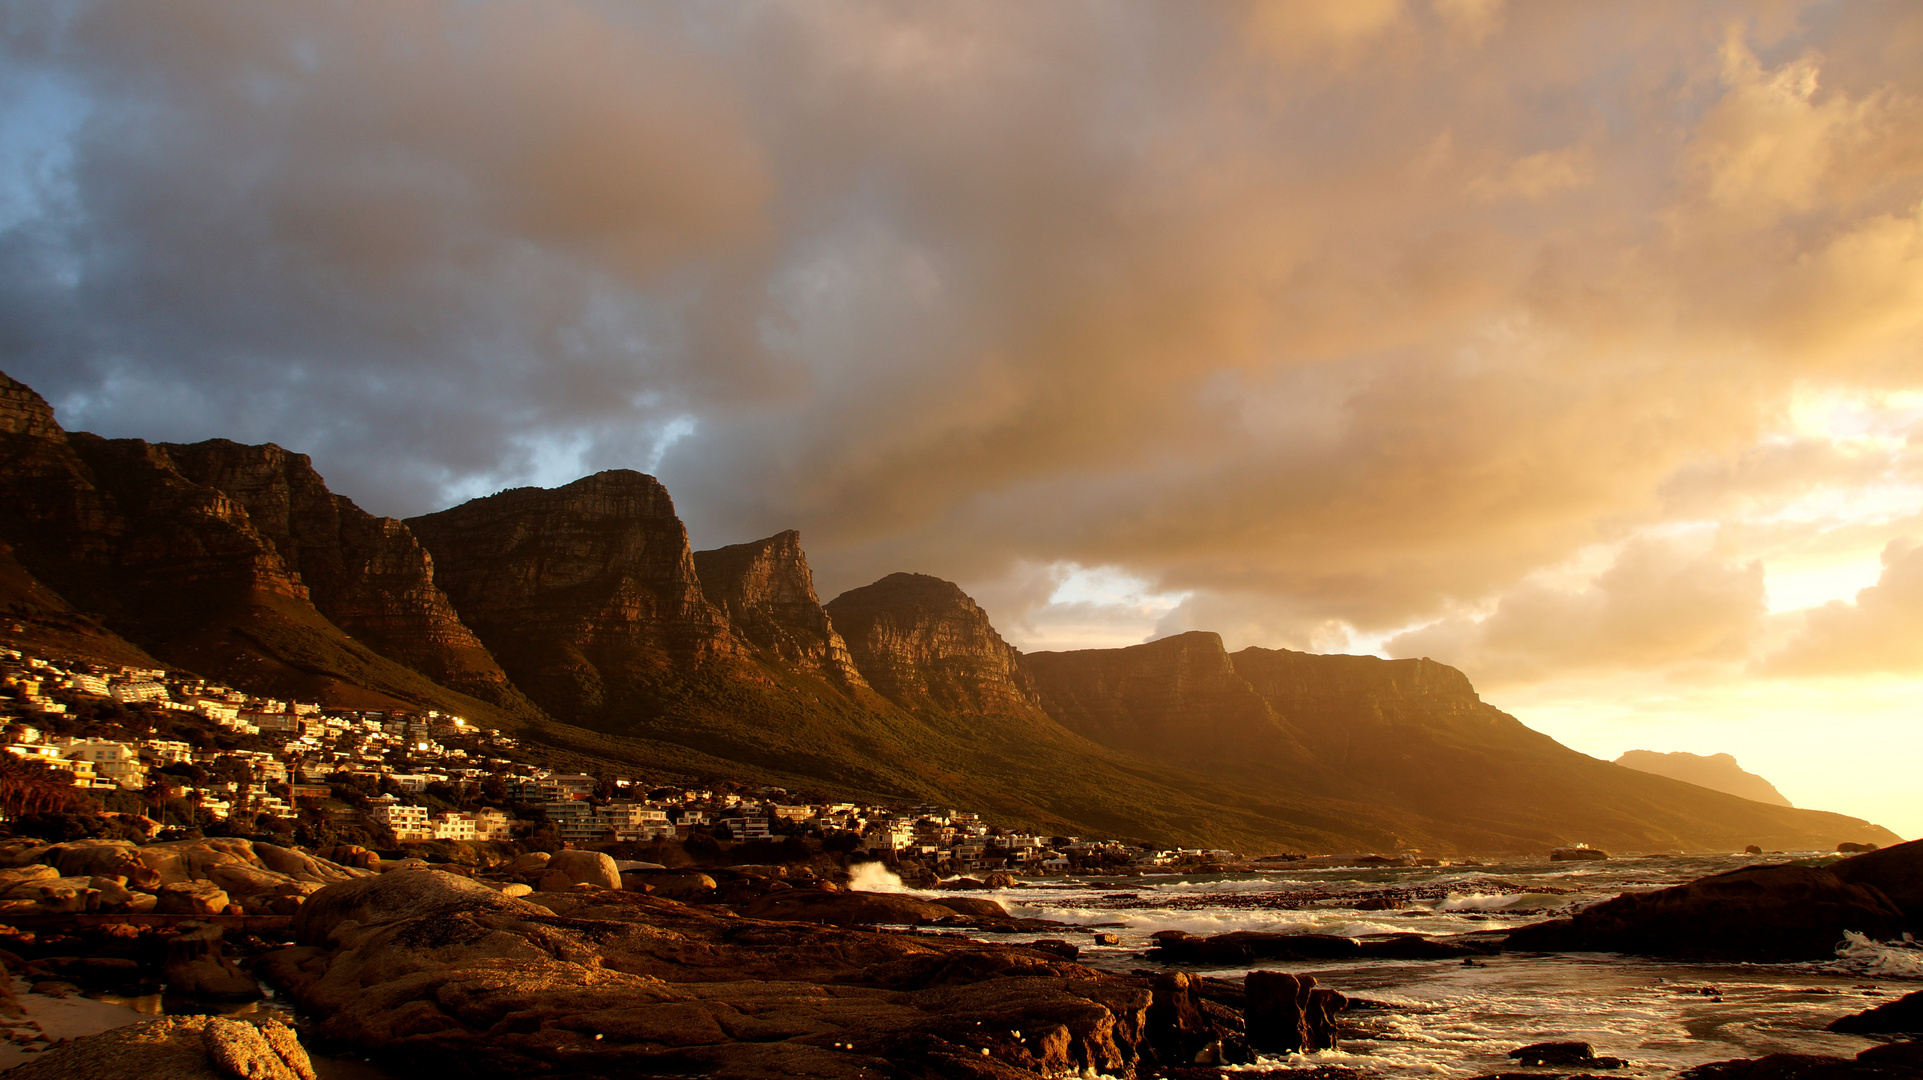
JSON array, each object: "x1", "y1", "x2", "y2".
[{"x1": 0, "y1": 645, "x2": 1184, "y2": 872}]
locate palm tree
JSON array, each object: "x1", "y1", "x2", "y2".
[{"x1": 0, "y1": 753, "x2": 89, "y2": 818}]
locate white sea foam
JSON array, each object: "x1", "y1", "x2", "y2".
[
  {"x1": 1831, "y1": 931, "x2": 1923, "y2": 979},
  {"x1": 847, "y1": 862, "x2": 914, "y2": 893},
  {"x1": 1433, "y1": 892, "x2": 1526, "y2": 912}
]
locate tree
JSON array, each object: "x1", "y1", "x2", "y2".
[{"x1": 0, "y1": 754, "x2": 90, "y2": 818}]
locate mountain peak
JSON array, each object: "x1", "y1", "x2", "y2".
[
  {"x1": 1615, "y1": 749, "x2": 1794, "y2": 808},
  {"x1": 694, "y1": 531, "x2": 866, "y2": 686},
  {"x1": 825, "y1": 573, "x2": 1041, "y2": 715}
]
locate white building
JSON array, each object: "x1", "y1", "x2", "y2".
[
  {"x1": 369, "y1": 801, "x2": 433, "y2": 841},
  {"x1": 62, "y1": 741, "x2": 147, "y2": 790}
]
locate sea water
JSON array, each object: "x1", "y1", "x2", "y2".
[{"x1": 936, "y1": 853, "x2": 1923, "y2": 1077}]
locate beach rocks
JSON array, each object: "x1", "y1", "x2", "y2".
[
  {"x1": 1509, "y1": 1041, "x2": 1624, "y2": 1068},
  {"x1": 155, "y1": 882, "x2": 231, "y2": 916},
  {"x1": 1504, "y1": 863, "x2": 1909, "y2": 961},
  {"x1": 2, "y1": 1016, "x2": 314, "y2": 1080},
  {"x1": 1827, "y1": 989, "x2": 1923, "y2": 1034},
  {"x1": 1245, "y1": 970, "x2": 1344, "y2": 1053},
  {"x1": 1550, "y1": 847, "x2": 1610, "y2": 861},
  {"x1": 1150, "y1": 930, "x2": 1361, "y2": 964},
  {"x1": 635, "y1": 870, "x2": 717, "y2": 901},
  {"x1": 255, "y1": 869, "x2": 1208, "y2": 1078},
  {"x1": 740, "y1": 889, "x2": 962, "y2": 925},
  {"x1": 536, "y1": 849, "x2": 620, "y2": 891}
]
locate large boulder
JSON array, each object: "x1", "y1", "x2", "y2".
[
  {"x1": 1831, "y1": 839, "x2": 1923, "y2": 922},
  {"x1": 1827, "y1": 988, "x2": 1923, "y2": 1034},
  {"x1": 1149, "y1": 930, "x2": 1363, "y2": 963},
  {"x1": 537, "y1": 849, "x2": 620, "y2": 891},
  {"x1": 1, "y1": 875, "x2": 101, "y2": 913},
  {"x1": 1505, "y1": 863, "x2": 1908, "y2": 961},
  {"x1": 291, "y1": 868, "x2": 547, "y2": 947},
  {"x1": 252, "y1": 843, "x2": 368, "y2": 887},
  {"x1": 1245, "y1": 970, "x2": 1344, "y2": 1053},
  {"x1": 46, "y1": 840, "x2": 161, "y2": 890},
  {"x1": 3, "y1": 1016, "x2": 313, "y2": 1080},
  {"x1": 636, "y1": 870, "x2": 717, "y2": 901},
  {"x1": 155, "y1": 882, "x2": 231, "y2": 916},
  {"x1": 129, "y1": 838, "x2": 368, "y2": 903}
]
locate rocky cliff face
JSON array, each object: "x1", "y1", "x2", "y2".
[
  {"x1": 824, "y1": 573, "x2": 1041, "y2": 715},
  {"x1": 693, "y1": 531, "x2": 866, "y2": 687},
  {"x1": 405, "y1": 471, "x2": 740, "y2": 725},
  {"x1": 1615, "y1": 750, "x2": 1793, "y2": 807},
  {"x1": 1025, "y1": 632, "x2": 1311, "y2": 767},
  {"x1": 160, "y1": 440, "x2": 525, "y2": 709},
  {"x1": 0, "y1": 371, "x2": 64, "y2": 440},
  {"x1": 1229, "y1": 647, "x2": 1533, "y2": 761},
  {"x1": 0, "y1": 371, "x2": 523, "y2": 720}
]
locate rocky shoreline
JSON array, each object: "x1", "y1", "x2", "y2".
[{"x1": 0, "y1": 840, "x2": 1916, "y2": 1078}]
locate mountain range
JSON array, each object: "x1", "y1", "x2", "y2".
[{"x1": 0, "y1": 370, "x2": 1900, "y2": 854}]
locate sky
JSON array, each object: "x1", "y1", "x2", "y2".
[{"x1": 2, "y1": 1, "x2": 1920, "y2": 837}]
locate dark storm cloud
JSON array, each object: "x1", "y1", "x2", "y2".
[{"x1": 3, "y1": 0, "x2": 1922, "y2": 658}]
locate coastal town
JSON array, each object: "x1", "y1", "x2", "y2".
[{"x1": 0, "y1": 643, "x2": 1217, "y2": 875}]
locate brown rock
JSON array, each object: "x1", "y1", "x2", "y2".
[
  {"x1": 1245, "y1": 970, "x2": 1344, "y2": 1053},
  {"x1": 155, "y1": 882, "x2": 232, "y2": 917},
  {"x1": 1505, "y1": 863, "x2": 1909, "y2": 961},
  {"x1": 637, "y1": 871, "x2": 716, "y2": 902},
  {"x1": 537, "y1": 849, "x2": 620, "y2": 891},
  {"x1": 3, "y1": 1016, "x2": 313, "y2": 1080},
  {"x1": 46, "y1": 840, "x2": 162, "y2": 890},
  {"x1": 259, "y1": 869, "x2": 1174, "y2": 1079},
  {"x1": 1827, "y1": 988, "x2": 1923, "y2": 1034},
  {"x1": 931, "y1": 896, "x2": 1010, "y2": 920},
  {"x1": 742, "y1": 890, "x2": 961, "y2": 926},
  {"x1": 1831, "y1": 838, "x2": 1923, "y2": 922}
]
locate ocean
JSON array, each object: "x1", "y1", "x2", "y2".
[{"x1": 928, "y1": 853, "x2": 1923, "y2": 1076}]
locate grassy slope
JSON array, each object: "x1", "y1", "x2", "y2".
[{"x1": 553, "y1": 655, "x2": 1455, "y2": 852}]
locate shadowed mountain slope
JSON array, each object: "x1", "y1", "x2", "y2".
[
  {"x1": 1029, "y1": 635, "x2": 1896, "y2": 852},
  {"x1": 0, "y1": 372, "x2": 531, "y2": 725}
]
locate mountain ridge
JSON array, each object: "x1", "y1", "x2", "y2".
[{"x1": 0, "y1": 369, "x2": 1901, "y2": 853}]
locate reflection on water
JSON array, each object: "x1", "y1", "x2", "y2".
[{"x1": 945, "y1": 852, "x2": 1920, "y2": 1077}]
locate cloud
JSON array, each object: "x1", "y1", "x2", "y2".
[
  {"x1": 1767, "y1": 538, "x2": 1923, "y2": 675},
  {"x1": 1386, "y1": 539, "x2": 1767, "y2": 686},
  {"x1": 0, "y1": 0, "x2": 1920, "y2": 647}
]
